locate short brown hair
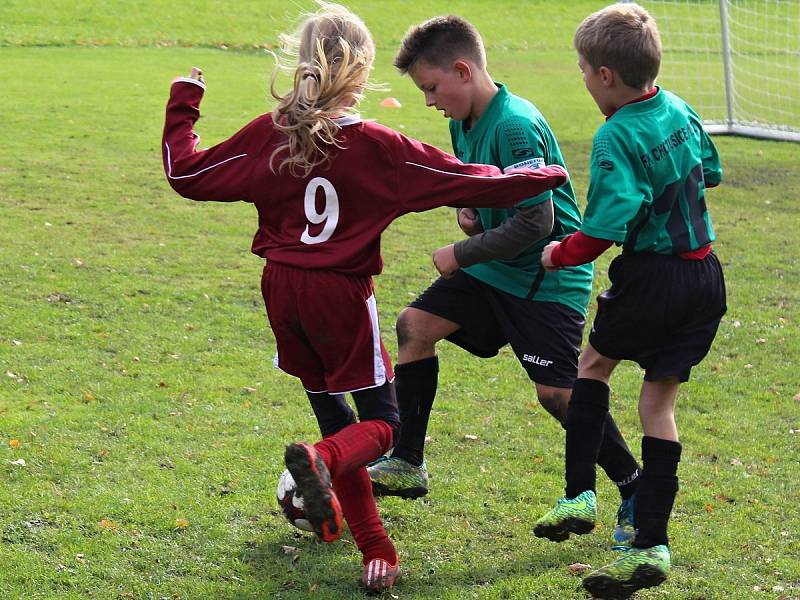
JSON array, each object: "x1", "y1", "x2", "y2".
[
  {"x1": 574, "y1": 2, "x2": 661, "y2": 89},
  {"x1": 394, "y1": 15, "x2": 485, "y2": 73}
]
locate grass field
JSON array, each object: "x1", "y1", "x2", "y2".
[{"x1": 1, "y1": 1, "x2": 799, "y2": 598}]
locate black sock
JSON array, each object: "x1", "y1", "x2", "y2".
[
  {"x1": 391, "y1": 356, "x2": 438, "y2": 466},
  {"x1": 565, "y1": 378, "x2": 609, "y2": 498},
  {"x1": 597, "y1": 413, "x2": 641, "y2": 500},
  {"x1": 633, "y1": 436, "x2": 682, "y2": 549}
]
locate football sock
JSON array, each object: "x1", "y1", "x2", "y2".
[
  {"x1": 565, "y1": 378, "x2": 609, "y2": 498},
  {"x1": 306, "y1": 391, "x2": 356, "y2": 437},
  {"x1": 333, "y1": 467, "x2": 397, "y2": 565},
  {"x1": 633, "y1": 436, "x2": 681, "y2": 549},
  {"x1": 314, "y1": 420, "x2": 393, "y2": 479},
  {"x1": 597, "y1": 413, "x2": 641, "y2": 500},
  {"x1": 352, "y1": 382, "x2": 401, "y2": 444},
  {"x1": 391, "y1": 356, "x2": 439, "y2": 466}
]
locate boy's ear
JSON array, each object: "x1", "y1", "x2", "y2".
[
  {"x1": 453, "y1": 59, "x2": 472, "y2": 83},
  {"x1": 598, "y1": 66, "x2": 614, "y2": 87}
]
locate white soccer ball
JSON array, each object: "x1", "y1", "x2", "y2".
[{"x1": 276, "y1": 469, "x2": 313, "y2": 532}]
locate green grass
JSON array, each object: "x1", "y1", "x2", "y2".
[{"x1": 1, "y1": 1, "x2": 799, "y2": 599}]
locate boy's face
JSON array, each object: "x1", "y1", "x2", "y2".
[
  {"x1": 578, "y1": 54, "x2": 613, "y2": 116},
  {"x1": 408, "y1": 60, "x2": 472, "y2": 121}
]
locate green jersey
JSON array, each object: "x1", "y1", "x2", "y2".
[
  {"x1": 582, "y1": 88, "x2": 722, "y2": 254},
  {"x1": 449, "y1": 84, "x2": 593, "y2": 316}
]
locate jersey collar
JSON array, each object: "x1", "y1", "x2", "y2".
[
  {"x1": 606, "y1": 87, "x2": 660, "y2": 120},
  {"x1": 333, "y1": 114, "x2": 362, "y2": 127}
]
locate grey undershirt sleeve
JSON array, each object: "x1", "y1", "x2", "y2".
[{"x1": 453, "y1": 199, "x2": 555, "y2": 267}]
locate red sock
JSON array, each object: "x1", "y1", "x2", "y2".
[
  {"x1": 314, "y1": 420, "x2": 392, "y2": 479},
  {"x1": 333, "y1": 467, "x2": 397, "y2": 565}
]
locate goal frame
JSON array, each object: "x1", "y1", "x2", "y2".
[{"x1": 657, "y1": 0, "x2": 800, "y2": 143}]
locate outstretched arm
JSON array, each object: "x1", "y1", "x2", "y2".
[
  {"x1": 391, "y1": 132, "x2": 568, "y2": 213},
  {"x1": 162, "y1": 67, "x2": 257, "y2": 202}
]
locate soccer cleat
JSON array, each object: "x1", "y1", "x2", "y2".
[
  {"x1": 284, "y1": 442, "x2": 343, "y2": 543},
  {"x1": 367, "y1": 456, "x2": 429, "y2": 499},
  {"x1": 611, "y1": 496, "x2": 636, "y2": 551},
  {"x1": 582, "y1": 544, "x2": 671, "y2": 599},
  {"x1": 533, "y1": 490, "x2": 597, "y2": 542},
  {"x1": 362, "y1": 558, "x2": 401, "y2": 593}
]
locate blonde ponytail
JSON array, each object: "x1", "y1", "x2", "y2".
[{"x1": 270, "y1": 3, "x2": 376, "y2": 177}]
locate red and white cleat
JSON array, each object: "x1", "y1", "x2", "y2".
[{"x1": 362, "y1": 558, "x2": 400, "y2": 593}]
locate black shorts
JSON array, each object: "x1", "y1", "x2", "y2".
[
  {"x1": 589, "y1": 251, "x2": 727, "y2": 382},
  {"x1": 408, "y1": 271, "x2": 585, "y2": 388}
]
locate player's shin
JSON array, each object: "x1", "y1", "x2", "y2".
[
  {"x1": 565, "y1": 378, "x2": 610, "y2": 497},
  {"x1": 632, "y1": 436, "x2": 681, "y2": 549},
  {"x1": 314, "y1": 420, "x2": 393, "y2": 479}
]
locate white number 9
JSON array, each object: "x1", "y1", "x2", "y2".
[{"x1": 301, "y1": 177, "x2": 339, "y2": 245}]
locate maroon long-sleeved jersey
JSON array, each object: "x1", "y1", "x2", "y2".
[{"x1": 163, "y1": 78, "x2": 568, "y2": 276}]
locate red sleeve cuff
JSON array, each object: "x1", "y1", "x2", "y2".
[{"x1": 551, "y1": 231, "x2": 613, "y2": 267}]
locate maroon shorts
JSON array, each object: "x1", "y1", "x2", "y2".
[{"x1": 261, "y1": 262, "x2": 394, "y2": 394}]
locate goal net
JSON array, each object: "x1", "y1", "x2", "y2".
[{"x1": 644, "y1": 0, "x2": 800, "y2": 142}]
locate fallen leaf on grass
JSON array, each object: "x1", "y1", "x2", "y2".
[
  {"x1": 47, "y1": 293, "x2": 71, "y2": 303},
  {"x1": 568, "y1": 563, "x2": 591, "y2": 573},
  {"x1": 9, "y1": 439, "x2": 20, "y2": 449},
  {"x1": 99, "y1": 519, "x2": 118, "y2": 531},
  {"x1": 281, "y1": 545, "x2": 301, "y2": 561}
]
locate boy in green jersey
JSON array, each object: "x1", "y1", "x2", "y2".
[
  {"x1": 368, "y1": 15, "x2": 642, "y2": 547},
  {"x1": 535, "y1": 3, "x2": 727, "y2": 598}
]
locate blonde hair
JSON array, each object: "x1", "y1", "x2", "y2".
[
  {"x1": 270, "y1": 2, "x2": 376, "y2": 177},
  {"x1": 574, "y1": 2, "x2": 661, "y2": 89}
]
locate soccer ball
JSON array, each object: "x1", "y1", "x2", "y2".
[{"x1": 276, "y1": 469, "x2": 313, "y2": 532}]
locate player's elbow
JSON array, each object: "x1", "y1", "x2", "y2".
[{"x1": 165, "y1": 175, "x2": 205, "y2": 201}]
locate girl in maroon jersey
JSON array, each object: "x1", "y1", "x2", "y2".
[{"x1": 163, "y1": 2, "x2": 568, "y2": 592}]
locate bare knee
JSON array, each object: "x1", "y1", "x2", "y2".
[
  {"x1": 396, "y1": 308, "x2": 457, "y2": 362},
  {"x1": 536, "y1": 385, "x2": 570, "y2": 423},
  {"x1": 577, "y1": 343, "x2": 618, "y2": 383},
  {"x1": 395, "y1": 308, "x2": 418, "y2": 351}
]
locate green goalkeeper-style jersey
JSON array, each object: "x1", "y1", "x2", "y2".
[
  {"x1": 582, "y1": 88, "x2": 722, "y2": 253},
  {"x1": 450, "y1": 84, "x2": 593, "y2": 316}
]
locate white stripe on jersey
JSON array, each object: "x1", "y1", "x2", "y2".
[
  {"x1": 165, "y1": 142, "x2": 247, "y2": 180},
  {"x1": 405, "y1": 161, "x2": 531, "y2": 179}
]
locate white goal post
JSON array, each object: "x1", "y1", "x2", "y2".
[{"x1": 644, "y1": 0, "x2": 800, "y2": 142}]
